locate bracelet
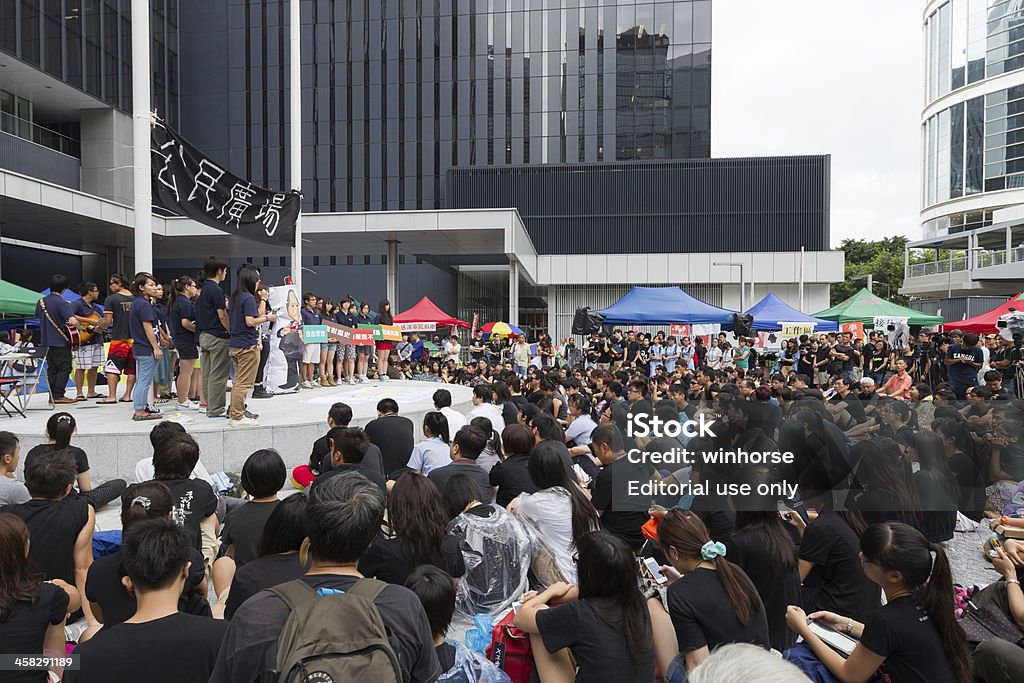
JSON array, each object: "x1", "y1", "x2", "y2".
[
  {"x1": 1007, "y1": 579, "x2": 1021, "y2": 586},
  {"x1": 845, "y1": 618, "x2": 853, "y2": 635}
]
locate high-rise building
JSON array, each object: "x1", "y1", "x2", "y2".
[{"x1": 904, "y1": 0, "x2": 1024, "y2": 314}]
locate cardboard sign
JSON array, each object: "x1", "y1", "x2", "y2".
[
  {"x1": 302, "y1": 325, "x2": 328, "y2": 344},
  {"x1": 397, "y1": 321, "x2": 436, "y2": 332},
  {"x1": 324, "y1": 321, "x2": 355, "y2": 345},
  {"x1": 381, "y1": 325, "x2": 403, "y2": 342},
  {"x1": 780, "y1": 322, "x2": 816, "y2": 338},
  {"x1": 352, "y1": 328, "x2": 375, "y2": 345},
  {"x1": 359, "y1": 324, "x2": 383, "y2": 341}
]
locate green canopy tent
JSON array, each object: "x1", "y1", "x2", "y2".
[
  {"x1": 0, "y1": 279, "x2": 42, "y2": 317},
  {"x1": 813, "y1": 288, "x2": 943, "y2": 326}
]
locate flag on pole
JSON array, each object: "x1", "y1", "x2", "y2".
[{"x1": 151, "y1": 119, "x2": 301, "y2": 246}]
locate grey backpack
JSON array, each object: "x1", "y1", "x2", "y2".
[{"x1": 264, "y1": 578, "x2": 404, "y2": 683}]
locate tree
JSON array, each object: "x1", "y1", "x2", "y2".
[{"x1": 830, "y1": 236, "x2": 911, "y2": 306}]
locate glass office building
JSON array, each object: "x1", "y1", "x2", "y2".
[
  {"x1": 180, "y1": 0, "x2": 711, "y2": 214},
  {"x1": 921, "y1": 0, "x2": 1024, "y2": 236}
]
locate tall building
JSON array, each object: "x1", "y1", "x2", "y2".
[
  {"x1": 904, "y1": 0, "x2": 1024, "y2": 314},
  {"x1": 1, "y1": 1, "x2": 842, "y2": 338},
  {"x1": 180, "y1": 0, "x2": 712, "y2": 213}
]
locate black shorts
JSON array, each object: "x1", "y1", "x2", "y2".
[{"x1": 174, "y1": 337, "x2": 199, "y2": 361}]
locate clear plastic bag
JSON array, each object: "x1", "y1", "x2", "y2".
[
  {"x1": 449, "y1": 504, "x2": 535, "y2": 620},
  {"x1": 439, "y1": 639, "x2": 512, "y2": 683}
]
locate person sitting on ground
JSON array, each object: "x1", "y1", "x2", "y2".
[
  {"x1": 364, "y1": 398, "x2": 416, "y2": 476},
  {"x1": 433, "y1": 388, "x2": 468, "y2": 434},
  {"x1": 86, "y1": 481, "x2": 209, "y2": 629},
  {"x1": 309, "y1": 427, "x2": 387, "y2": 495},
  {"x1": 514, "y1": 530, "x2": 655, "y2": 683},
  {"x1": 591, "y1": 423, "x2": 656, "y2": 551},
  {"x1": 1, "y1": 450, "x2": 95, "y2": 625},
  {"x1": 0, "y1": 432, "x2": 29, "y2": 506},
  {"x1": 511, "y1": 441, "x2": 599, "y2": 584},
  {"x1": 0, "y1": 512, "x2": 80, "y2": 683},
  {"x1": 405, "y1": 565, "x2": 510, "y2": 683},
  {"x1": 488, "y1": 424, "x2": 539, "y2": 508},
  {"x1": 25, "y1": 412, "x2": 126, "y2": 509},
  {"x1": 292, "y1": 402, "x2": 385, "y2": 488},
  {"x1": 219, "y1": 449, "x2": 285, "y2": 567},
  {"x1": 152, "y1": 433, "x2": 218, "y2": 555},
  {"x1": 442, "y1": 474, "x2": 533, "y2": 622},
  {"x1": 988, "y1": 418, "x2": 1024, "y2": 512},
  {"x1": 67, "y1": 518, "x2": 228, "y2": 683},
  {"x1": 428, "y1": 425, "x2": 493, "y2": 503},
  {"x1": 223, "y1": 494, "x2": 308, "y2": 620},
  {"x1": 133, "y1": 421, "x2": 214, "y2": 487},
  {"x1": 210, "y1": 472, "x2": 441, "y2": 683},
  {"x1": 466, "y1": 385, "x2": 505, "y2": 443},
  {"x1": 565, "y1": 393, "x2": 597, "y2": 447},
  {"x1": 408, "y1": 412, "x2": 453, "y2": 477},
  {"x1": 785, "y1": 521, "x2": 971, "y2": 683},
  {"x1": 647, "y1": 509, "x2": 770, "y2": 680},
  {"x1": 359, "y1": 473, "x2": 465, "y2": 586}
]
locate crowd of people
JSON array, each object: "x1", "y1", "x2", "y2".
[{"x1": 9, "y1": 268, "x2": 1024, "y2": 681}]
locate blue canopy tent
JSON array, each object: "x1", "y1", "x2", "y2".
[
  {"x1": 594, "y1": 287, "x2": 736, "y2": 326},
  {"x1": 744, "y1": 293, "x2": 838, "y2": 332}
]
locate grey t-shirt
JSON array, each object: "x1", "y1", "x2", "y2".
[{"x1": 0, "y1": 475, "x2": 30, "y2": 506}]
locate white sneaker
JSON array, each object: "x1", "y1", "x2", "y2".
[
  {"x1": 380, "y1": 375, "x2": 390, "y2": 381},
  {"x1": 176, "y1": 401, "x2": 192, "y2": 411},
  {"x1": 230, "y1": 416, "x2": 259, "y2": 428},
  {"x1": 357, "y1": 376, "x2": 368, "y2": 384},
  {"x1": 300, "y1": 381, "x2": 313, "y2": 389},
  {"x1": 347, "y1": 377, "x2": 356, "y2": 385}
]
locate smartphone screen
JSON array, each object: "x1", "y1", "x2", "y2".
[{"x1": 643, "y1": 557, "x2": 668, "y2": 584}]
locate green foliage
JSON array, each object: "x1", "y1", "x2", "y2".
[{"x1": 831, "y1": 236, "x2": 911, "y2": 306}]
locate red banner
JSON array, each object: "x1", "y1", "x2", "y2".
[
  {"x1": 669, "y1": 324, "x2": 691, "y2": 337},
  {"x1": 841, "y1": 321, "x2": 865, "y2": 340},
  {"x1": 352, "y1": 328, "x2": 375, "y2": 345},
  {"x1": 470, "y1": 312, "x2": 479, "y2": 339}
]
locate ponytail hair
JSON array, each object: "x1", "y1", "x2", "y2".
[
  {"x1": 45, "y1": 412, "x2": 76, "y2": 450},
  {"x1": 120, "y1": 481, "x2": 175, "y2": 532},
  {"x1": 423, "y1": 411, "x2": 451, "y2": 444},
  {"x1": 657, "y1": 509, "x2": 762, "y2": 625},
  {"x1": 860, "y1": 522, "x2": 972, "y2": 683}
]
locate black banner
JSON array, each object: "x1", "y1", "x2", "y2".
[{"x1": 151, "y1": 122, "x2": 301, "y2": 246}]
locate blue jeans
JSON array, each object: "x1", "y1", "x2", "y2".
[{"x1": 133, "y1": 355, "x2": 157, "y2": 411}]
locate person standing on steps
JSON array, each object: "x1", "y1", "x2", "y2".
[
  {"x1": 196, "y1": 258, "x2": 231, "y2": 419},
  {"x1": 99, "y1": 274, "x2": 136, "y2": 404},
  {"x1": 35, "y1": 274, "x2": 81, "y2": 406}
]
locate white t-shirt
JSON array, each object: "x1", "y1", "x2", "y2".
[
  {"x1": 439, "y1": 406, "x2": 468, "y2": 435},
  {"x1": 517, "y1": 487, "x2": 578, "y2": 583},
  {"x1": 565, "y1": 414, "x2": 597, "y2": 446},
  {"x1": 467, "y1": 403, "x2": 505, "y2": 442}
]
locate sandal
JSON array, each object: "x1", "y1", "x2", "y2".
[
  {"x1": 118, "y1": 398, "x2": 132, "y2": 403},
  {"x1": 132, "y1": 413, "x2": 161, "y2": 421},
  {"x1": 86, "y1": 394, "x2": 103, "y2": 399},
  {"x1": 97, "y1": 399, "x2": 117, "y2": 404}
]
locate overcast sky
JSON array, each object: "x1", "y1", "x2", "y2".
[{"x1": 711, "y1": 0, "x2": 922, "y2": 247}]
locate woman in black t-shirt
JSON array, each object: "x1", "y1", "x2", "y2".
[
  {"x1": 514, "y1": 530, "x2": 654, "y2": 683},
  {"x1": 358, "y1": 473, "x2": 465, "y2": 586},
  {"x1": 0, "y1": 513, "x2": 74, "y2": 683},
  {"x1": 25, "y1": 412, "x2": 126, "y2": 509},
  {"x1": 849, "y1": 437, "x2": 922, "y2": 530},
  {"x1": 932, "y1": 418, "x2": 986, "y2": 521},
  {"x1": 909, "y1": 431, "x2": 957, "y2": 543},
  {"x1": 224, "y1": 494, "x2": 308, "y2": 619},
  {"x1": 649, "y1": 509, "x2": 769, "y2": 679},
  {"x1": 86, "y1": 481, "x2": 209, "y2": 627},
  {"x1": 786, "y1": 521, "x2": 972, "y2": 683}
]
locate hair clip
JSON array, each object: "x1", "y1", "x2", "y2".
[
  {"x1": 56, "y1": 414, "x2": 73, "y2": 423},
  {"x1": 131, "y1": 496, "x2": 151, "y2": 510}
]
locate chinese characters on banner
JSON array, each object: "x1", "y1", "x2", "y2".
[
  {"x1": 841, "y1": 321, "x2": 865, "y2": 340},
  {"x1": 780, "y1": 322, "x2": 817, "y2": 338},
  {"x1": 151, "y1": 121, "x2": 301, "y2": 246},
  {"x1": 669, "y1": 324, "x2": 691, "y2": 337}
]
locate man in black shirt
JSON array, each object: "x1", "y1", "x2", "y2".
[
  {"x1": 427, "y1": 424, "x2": 492, "y2": 502},
  {"x1": 210, "y1": 473, "x2": 439, "y2": 683},
  {"x1": 305, "y1": 402, "x2": 384, "y2": 481},
  {"x1": 590, "y1": 423, "x2": 654, "y2": 551},
  {"x1": 311, "y1": 427, "x2": 387, "y2": 495},
  {"x1": 101, "y1": 274, "x2": 136, "y2": 403},
  {"x1": 364, "y1": 398, "x2": 415, "y2": 476},
  {"x1": 196, "y1": 258, "x2": 231, "y2": 418},
  {"x1": 468, "y1": 330, "x2": 486, "y2": 363},
  {"x1": 68, "y1": 518, "x2": 227, "y2": 683}
]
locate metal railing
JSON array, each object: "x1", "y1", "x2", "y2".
[
  {"x1": 0, "y1": 111, "x2": 80, "y2": 158},
  {"x1": 906, "y1": 256, "x2": 968, "y2": 277}
]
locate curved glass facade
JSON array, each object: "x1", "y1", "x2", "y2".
[
  {"x1": 923, "y1": 1, "x2": 1024, "y2": 233},
  {"x1": 182, "y1": 0, "x2": 712, "y2": 214}
]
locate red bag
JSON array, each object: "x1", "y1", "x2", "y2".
[{"x1": 485, "y1": 610, "x2": 534, "y2": 683}]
